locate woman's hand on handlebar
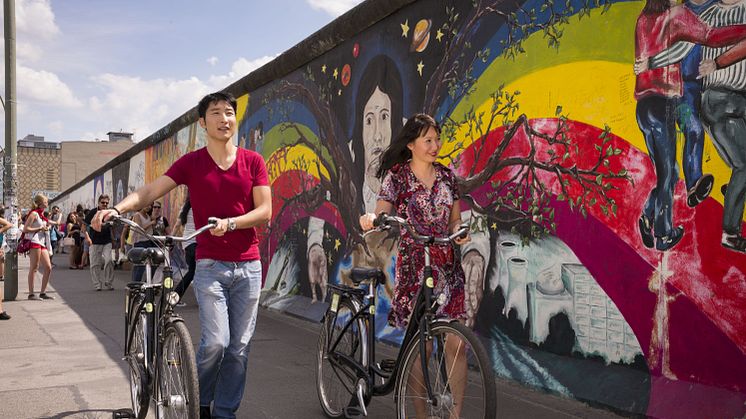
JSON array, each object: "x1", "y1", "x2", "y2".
[
  {"x1": 359, "y1": 213, "x2": 376, "y2": 231},
  {"x1": 451, "y1": 223, "x2": 471, "y2": 246}
]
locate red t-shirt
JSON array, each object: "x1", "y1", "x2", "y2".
[{"x1": 165, "y1": 147, "x2": 269, "y2": 262}]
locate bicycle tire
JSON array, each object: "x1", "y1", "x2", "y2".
[
  {"x1": 158, "y1": 320, "x2": 200, "y2": 419},
  {"x1": 127, "y1": 311, "x2": 150, "y2": 419},
  {"x1": 316, "y1": 298, "x2": 368, "y2": 418},
  {"x1": 395, "y1": 321, "x2": 496, "y2": 419}
]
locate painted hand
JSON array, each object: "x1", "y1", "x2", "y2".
[
  {"x1": 462, "y1": 249, "x2": 485, "y2": 328},
  {"x1": 634, "y1": 57, "x2": 648, "y2": 75},
  {"x1": 698, "y1": 59, "x2": 716, "y2": 78},
  {"x1": 307, "y1": 244, "x2": 328, "y2": 303}
]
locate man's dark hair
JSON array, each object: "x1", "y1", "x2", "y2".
[
  {"x1": 98, "y1": 194, "x2": 110, "y2": 203},
  {"x1": 198, "y1": 92, "x2": 238, "y2": 119}
]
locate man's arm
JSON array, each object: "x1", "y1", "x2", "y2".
[
  {"x1": 210, "y1": 185, "x2": 272, "y2": 236},
  {"x1": 92, "y1": 175, "x2": 177, "y2": 231}
]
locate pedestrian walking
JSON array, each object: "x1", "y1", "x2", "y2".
[
  {"x1": 93, "y1": 92, "x2": 271, "y2": 419},
  {"x1": 130, "y1": 203, "x2": 156, "y2": 282},
  {"x1": 84, "y1": 195, "x2": 116, "y2": 291},
  {"x1": 173, "y1": 194, "x2": 197, "y2": 303},
  {"x1": 23, "y1": 194, "x2": 54, "y2": 300},
  {"x1": 0, "y1": 208, "x2": 12, "y2": 281}
]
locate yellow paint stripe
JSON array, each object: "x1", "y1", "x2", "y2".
[
  {"x1": 446, "y1": 60, "x2": 730, "y2": 207},
  {"x1": 266, "y1": 144, "x2": 330, "y2": 184}
]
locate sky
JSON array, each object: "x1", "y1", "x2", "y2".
[{"x1": 0, "y1": 0, "x2": 363, "y2": 143}]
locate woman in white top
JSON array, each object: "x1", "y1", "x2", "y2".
[
  {"x1": 131, "y1": 202, "x2": 156, "y2": 282},
  {"x1": 23, "y1": 194, "x2": 54, "y2": 300}
]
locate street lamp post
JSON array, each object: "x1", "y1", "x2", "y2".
[{"x1": 4, "y1": 0, "x2": 18, "y2": 301}]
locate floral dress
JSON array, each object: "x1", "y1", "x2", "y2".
[{"x1": 378, "y1": 161, "x2": 466, "y2": 328}]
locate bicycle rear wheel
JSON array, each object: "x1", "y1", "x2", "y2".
[
  {"x1": 127, "y1": 311, "x2": 150, "y2": 419},
  {"x1": 316, "y1": 298, "x2": 367, "y2": 418},
  {"x1": 158, "y1": 320, "x2": 200, "y2": 419},
  {"x1": 395, "y1": 321, "x2": 496, "y2": 419}
]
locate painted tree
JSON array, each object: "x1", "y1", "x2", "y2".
[{"x1": 263, "y1": 0, "x2": 628, "y2": 253}]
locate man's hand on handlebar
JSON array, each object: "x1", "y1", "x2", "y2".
[
  {"x1": 92, "y1": 209, "x2": 120, "y2": 232},
  {"x1": 209, "y1": 218, "x2": 230, "y2": 237}
]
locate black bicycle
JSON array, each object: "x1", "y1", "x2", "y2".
[
  {"x1": 112, "y1": 214, "x2": 218, "y2": 419},
  {"x1": 316, "y1": 213, "x2": 496, "y2": 419}
]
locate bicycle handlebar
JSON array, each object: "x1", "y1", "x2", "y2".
[
  {"x1": 372, "y1": 213, "x2": 468, "y2": 245},
  {"x1": 108, "y1": 214, "x2": 220, "y2": 244}
]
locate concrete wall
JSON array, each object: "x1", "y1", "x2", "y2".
[
  {"x1": 60, "y1": 140, "x2": 134, "y2": 193},
  {"x1": 52, "y1": 0, "x2": 746, "y2": 417}
]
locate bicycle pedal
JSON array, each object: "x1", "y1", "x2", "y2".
[
  {"x1": 379, "y1": 358, "x2": 395, "y2": 372},
  {"x1": 343, "y1": 406, "x2": 365, "y2": 418},
  {"x1": 112, "y1": 408, "x2": 135, "y2": 418}
]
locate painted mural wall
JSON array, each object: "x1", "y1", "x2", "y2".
[{"x1": 53, "y1": 0, "x2": 746, "y2": 417}]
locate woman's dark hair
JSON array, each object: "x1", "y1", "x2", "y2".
[
  {"x1": 376, "y1": 113, "x2": 440, "y2": 179},
  {"x1": 66, "y1": 212, "x2": 76, "y2": 224},
  {"x1": 198, "y1": 91, "x2": 237, "y2": 119},
  {"x1": 351, "y1": 55, "x2": 404, "y2": 183},
  {"x1": 642, "y1": 0, "x2": 670, "y2": 14},
  {"x1": 179, "y1": 194, "x2": 191, "y2": 226}
]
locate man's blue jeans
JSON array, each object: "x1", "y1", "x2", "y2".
[{"x1": 193, "y1": 259, "x2": 262, "y2": 419}]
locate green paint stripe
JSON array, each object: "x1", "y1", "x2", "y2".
[{"x1": 452, "y1": 2, "x2": 641, "y2": 119}]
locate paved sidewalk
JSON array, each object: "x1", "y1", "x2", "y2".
[{"x1": 0, "y1": 253, "x2": 623, "y2": 419}]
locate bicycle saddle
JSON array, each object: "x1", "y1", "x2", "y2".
[
  {"x1": 128, "y1": 247, "x2": 166, "y2": 265},
  {"x1": 350, "y1": 267, "x2": 385, "y2": 286}
]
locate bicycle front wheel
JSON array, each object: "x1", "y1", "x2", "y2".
[
  {"x1": 158, "y1": 320, "x2": 200, "y2": 419},
  {"x1": 395, "y1": 321, "x2": 496, "y2": 419},
  {"x1": 316, "y1": 298, "x2": 367, "y2": 418},
  {"x1": 127, "y1": 312, "x2": 150, "y2": 419}
]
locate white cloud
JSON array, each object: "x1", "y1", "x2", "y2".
[
  {"x1": 78, "y1": 54, "x2": 280, "y2": 142},
  {"x1": 207, "y1": 55, "x2": 277, "y2": 88},
  {"x1": 18, "y1": 64, "x2": 82, "y2": 108},
  {"x1": 15, "y1": 0, "x2": 59, "y2": 40},
  {"x1": 306, "y1": 0, "x2": 362, "y2": 16},
  {"x1": 88, "y1": 73, "x2": 210, "y2": 141},
  {"x1": 206, "y1": 56, "x2": 219, "y2": 66}
]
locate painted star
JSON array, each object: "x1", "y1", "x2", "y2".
[
  {"x1": 436, "y1": 29, "x2": 444, "y2": 42},
  {"x1": 416, "y1": 60, "x2": 424, "y2": 76},
  {"x1": 333, "y1": 68, "x2": 339, "y2": 79},
  {"x1": 321, "y1": 64, "x2": 327, "y2": 73},
  {"x1": 401, "y1": 19, "x2": 410, "y2": 37},
  {"x1": 491, "y1": 222, "x2": 497, "y2": 230},
  {"x1": 334, "y1": 238, "x2": 341, "y2": 251}
]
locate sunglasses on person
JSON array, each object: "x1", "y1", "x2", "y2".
[
  {"x1": 99, "y1": 201, "x2": 109, "y2": 206},
  {"x1": 153, "y1": 205, "x2": 161, "y2": 209}
]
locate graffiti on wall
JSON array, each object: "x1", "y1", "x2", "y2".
[{"x1": 54, "y1": 0, "x2": 746, "y2": 417}]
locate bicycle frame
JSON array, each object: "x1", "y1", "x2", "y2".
[
  {"x1": 124, "y1": 255, "x2": 181, "y2": 414},
  {"x1": 324, "y1": 237, "x2": 447, "y2": 402},
  {"x1": 118, "y1": 214, "x2": 217, "y2": 418}
]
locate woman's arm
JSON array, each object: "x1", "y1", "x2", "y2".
[
  {"x1": 448, "y1": 200, "x2": 470, "y2": 245},
  {"x1": 22, "y1": 212, "x2": 45, "y2": 233},
  {"x1": 0, "y1": 217, "x2": 11, "y2": 234}
]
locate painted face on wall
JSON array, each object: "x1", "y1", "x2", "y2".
[{"x1": 362, "y1": 86, "x2": 392, "y2": 192}]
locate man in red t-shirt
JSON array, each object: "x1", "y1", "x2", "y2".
[{"x1": 93, "y1": 92, "x2": 271, "y2": 419}]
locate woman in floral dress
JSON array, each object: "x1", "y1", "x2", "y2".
[{"x1": 360, "y1": 113, "x2": 471, "y2": 418}]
